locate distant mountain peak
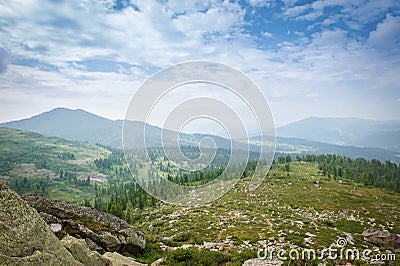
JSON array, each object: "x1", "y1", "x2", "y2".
[{"x1": 278, "y1": 117, "x2": 400, "y2": 150}]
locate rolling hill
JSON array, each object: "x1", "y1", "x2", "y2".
[
  {"x1": 0, "y1": 108, "x2": 124, "y2": 147},
  {"x1": 1, "y1": 108, "x2": 399, "y2": 163},
  {"x1": 0, "y1": 127, "x2": 110, "y2": 202},
  {"x1": 1, "y1": 126, "x2": 399, "y2": 265},
  {"x1": 0, "y1": 108, "x2": 235, "y2": 150}
]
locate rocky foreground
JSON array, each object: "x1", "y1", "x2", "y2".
[
  {"x1": 0, "y1": 182, "x2": 145, "y2": 265},
  {"x1": 1, "y1": 179, "x2": 400, "y2": 265}
]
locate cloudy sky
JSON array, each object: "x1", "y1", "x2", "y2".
[{"x1": 0, "y1": 0, "x2": 399, "y2": 128}]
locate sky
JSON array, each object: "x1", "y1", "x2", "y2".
[{"x1": 0, "y1": 0, "x2": 400, "y2": 129}]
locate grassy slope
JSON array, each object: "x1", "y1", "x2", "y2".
[
  {"x1": 0, "y1": 127, "x2": 111, "y2": 202},
  {"x1": 130, "y1": 161, "x2": 400, "y2": 265},
  {"x1": 1, "y1": 127, "x2": 399, "y2": 264}
]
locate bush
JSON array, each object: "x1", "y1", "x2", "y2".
[
  {"x1": 173, "y1": 232, "x2": 192, "y2": 242},
  {"x1": 164, "y1": 247, "x2": 230, "y2": 266},
  {"x1": 132, "y1": 236, "x2": 165, "y2": 264},
  {"x1": 229, "y1": 248, "x2": 258, "y2": 264}
]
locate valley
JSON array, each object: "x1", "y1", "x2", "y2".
[{"x1": 0, "y1": 124, "x2": 399, "y2": 265}]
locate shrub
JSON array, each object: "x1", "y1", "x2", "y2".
[
  {"x1": 173, "y1": 232, "x2": 192, "y2": 242},
  {"x1": 164, "y1": 247, "x2": 230, "y2": 266}
]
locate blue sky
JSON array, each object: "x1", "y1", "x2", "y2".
[{"x1": 0, "y1": 0, "x2": 399, "y2": 128}]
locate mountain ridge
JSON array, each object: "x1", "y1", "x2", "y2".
[
  {"x1": 277, "y1": 116, "x2": 400, "y2": 150},
  {"x1": 1, "y1": 108, "x2": 399, "y2": 163}
]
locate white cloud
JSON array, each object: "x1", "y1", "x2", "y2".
[
  {"x1": 247, "y1": 0, "x2": 274, "y2": 8},
  {"x1": 296, "y1": 9, "x2": 324, "y2": 21},
  {"x1": 262, "y1": 31, "x2": 273, "y2": 38},
  {"x1": 0, "y1": 0, "x2": 399, "y2": 126},
  {"x1": 311, "y1": 29, "x2": 348, "y2": 48},
  {"x1": 283, "y1": 5, "x2": 309, "y2": 18},
  {"x1": 349, "y1": 0, "x2": 400, "y2": 24},
  {"x1": 163, "y1": 0, "x2": 212, "y2": 13},
  {"x1": 368, "y1": 14, "x2": 400, "y2": 52},
  {"x1": 0, "y1": 48, "x2": 10, "y2": 74},
  {"x1": 281, "y1": 0, "x2": 300, "y2": 8}
]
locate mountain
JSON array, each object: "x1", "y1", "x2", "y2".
[
  {"x1": 353, "y1": 130, "x2": 400, "y2": 150},
  {"x1": 1, "y1": 108, "x2": 123, "y2": 147},
  {"x1": 1, "y1": 108, "x2": 399, "y2": 163},
  {"x1": 277, "y1": 117, "x2": 400, "y2": 150},
  {"x1": 0, "y1": 108, "x2": 242, "y2": 150},
  {"x1": 275, "y1": 136, "x2": 399, "y2": 163}
]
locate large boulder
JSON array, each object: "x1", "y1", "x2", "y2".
[
  {"x1": 22, "y1": 193, "x2": 146, "y2": 255},
  {"x1": 102, "y1": 252, "x2": 147, "y2": 266},
  {"x1": 362, "y1": 228, "x2": 400, "y2": 248},
  {"x1": 0, "y1": 182, "x2": 81, "y2": 265},
  {"x1": 61, "y1": 235, "x2": 108, "y2": 266}
]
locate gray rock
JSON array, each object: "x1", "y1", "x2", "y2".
[
  {"x1": 102, "y1": 251, "x2": 147, "y2": 266},
  {"x1": 61, "y1": 235, "x2": 108, "y2": 266},
  {"x1": 85, "y1": 237, "x2": 105, "y2": 254},
  {"x1": 151, "y1": 257, "x2": 164, "y2": 266},
  {"x1": 203, "y1": 241, "x2": 217, "y2": 249},
  {"x1": 242, "y1": 258, "x2": 282, "y2": 266},
  {"x1": 0, "y1": 182, "x2": 80, "y2": 266},
  {"x1": 39, "y1": 212, "x2": 62, "y2": 224},
  {"x1": 22, "y1": 193, "x2": 145, "y2": 255},
  {"x1": 362, "y1": 228, "x2": 400, "y2": 248},
  {"x1": 50, "y1": 223, "x2": 62, "y2": 232}
]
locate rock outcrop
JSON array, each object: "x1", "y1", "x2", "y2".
[
  {"x1": 22, "y1": 193, "x2": 146, "y2": 255},
  {"x1": 0, "y1": 182, "x2": 80, "y2": 265},
  {"x1": 102, "y1": 252, "x2": 147, "y2": 266},
  {"x1": 61, "y1": 235, "x2": 109, "y2": 266},
  {"x1": 362, "y1": 228, "x2": 400, "y2": 248}
]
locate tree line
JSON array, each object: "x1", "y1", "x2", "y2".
[{"x1": 294, "y1": 154, "x2": 400, "y2": 192}]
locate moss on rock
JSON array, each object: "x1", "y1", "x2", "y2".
[{"x1": 0, "y1": 182, "x2": 81, "y2": 265}]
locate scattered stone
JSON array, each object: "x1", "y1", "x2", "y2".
[
  {"x1": 50, "y1": 223, "x2": 63, "y2": 232},
  {"x1": 344, "y1": 232, "x2": 354, "y2": 245},
  {"x1": 150, "y1": 257, "x2": 164, "y2": 266},
  {"x1": 362, "y1": 228, "x2": 400, "y2": 248},
  {"x1": 242, "y1": 258, "x2": 282, "y2": 266},
  {"x1": 203, "y1": 241, "x2": 217, "y2": 249},
  {"x1": 305, "y1": 232, "x2": 316, "y2": 237},
  {"x1": 293, "y1": 220, "x2": 304, "y2": 228},
  {"x1": 159, "y1": 241, "x2": 178, "y2": 252},
  {"x1": 304, "y1": 237, "x2": 314, "y2": 245}
]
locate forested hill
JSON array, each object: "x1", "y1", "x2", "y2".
[
  {"x1": 1, "y1": 108, "x2": 399, "y2": 163},
  {"x1": 293, "y1": 154, "x2": 400, "y2": 193},
  {"x1": 0, "y1": 127, "x2": 110, "y2": 202}
]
